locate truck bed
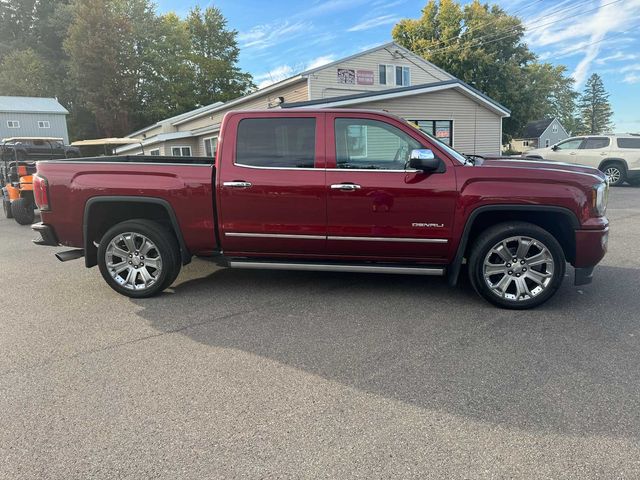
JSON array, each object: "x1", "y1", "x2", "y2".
[{"x1": 35, "y1": 155, "x2": 218, "y2": 259}]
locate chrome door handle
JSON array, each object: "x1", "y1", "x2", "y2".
[
  {"x1": 223, "y1": 181, "x2": 252, "y2": 188},
  {"x1": 569, "y1": 152, "x2": 577, "y2": 155},
  {"x1": 331, "y1": 183, "x2": 361, "y2": 191}
]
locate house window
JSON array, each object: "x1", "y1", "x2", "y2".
[
  {"x1": 203, "y1": 136, "x2": 218, "y2": 157},
  {"x1": 38, "y1": 121, "x2": 51, "y2": 128},
  {"x1": 149, "y1": 149, "x2": 160, "y2": 156},
  {"x1": 523, "y1": 140, "x2": 530, "y2": 147},
  {"x1": 410, "y1": 120, "x2": 453, "y2": 146},
  {"x1": 552, "y1": 124, "x2": 558, "y2": 133},
  {"x1": 545, "y1": 139, "x2": 550, "y2": 147},
  {"x1": 171, "y1": 146, "x2": 191, "y2": 157},
  {"x1": 7, "y1": 120, "x2": 20, "y2": 128},
  {"x1": 378, "y1": 64, "x2": 410, "y2": 86}
]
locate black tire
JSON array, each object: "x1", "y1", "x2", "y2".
[
  {"x1": 600, "y1": 162, "x2": 626, "y2": 186},
  {"x1": 468, "y1": 222, "x2": 566, "y2": 309},
  {"x1": 11, "y1": 197, "x2": 35, "y2": 225},
  {"x1": 97, "y1": 219, "x2": 181, "y2": 298},
  {"x1": 2, "y1": 197, "x2": 13, "y2": 219}
]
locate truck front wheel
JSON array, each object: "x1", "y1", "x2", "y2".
[
  {"x1": 468, "y1": 222, "x2": 566, "y2": 309},
  {"x1": 97, "y1": 219, "x2": 181, "y2": 298}
]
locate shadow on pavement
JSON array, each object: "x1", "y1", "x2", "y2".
[{"x1": 132, "y1": 263, "x2": 640, "y2": 440}]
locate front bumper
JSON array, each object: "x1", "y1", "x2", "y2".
[
  {"x1": 32, "y1": 222, "x2": 59, "y2": 246},
  {"x1": 573, "y1": 226, "x2": 609, "y2": 286}
]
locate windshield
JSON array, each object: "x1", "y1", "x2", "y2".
[{"x1": 401, "y1": 119, "x2": 468, "y2": 164}]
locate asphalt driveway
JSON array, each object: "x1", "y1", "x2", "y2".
[{"x1": 1, "y1": 187, "x2": 639, "y2": 479}]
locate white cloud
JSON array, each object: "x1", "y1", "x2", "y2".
[
  {"x1": 595, "y1": 52, "x2": 639, "y2": 65},
  {"x1": 623, "y1": 73, "x2": 640, "y2": 84},
  {"x1": 238, "y1": 21, "x2": 310, "y2": 50},
  {"x1": 524, "y1": 0, "x2": 640, "y2": 86},
  {"x1": 620, "y1": 63, "x2": 640, "y2": 73},
  {"x1": 255, "y1": 55, "x2": 337, "y2": 89},
  {"x1": 347, "y1": 14, "x2": 399, "y2": 32},
  {"x1": 306, "y1": 55, "x2": 336, "y2": 70}
]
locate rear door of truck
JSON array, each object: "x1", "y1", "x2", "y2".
[{"x1": 217, "y1": 111, "x2": 327, "y2": 255}]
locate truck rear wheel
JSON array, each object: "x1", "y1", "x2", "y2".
[
  {"x1": 97, "y1": 219, "x2": 181, "y2": 298},
  {"x1": 468, "y1": 222, "x2": 566, "y2": 309},
  {"x1": 11, "y1": 197, "x2": 35, "y2": 225}
]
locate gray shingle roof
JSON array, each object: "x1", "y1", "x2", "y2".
[
  {"x1": 522, "y1": 119, "x2": 554, "y2": 139},
  {"x1": 0, "y1": 96, "x2": 69, "y2": 114}
]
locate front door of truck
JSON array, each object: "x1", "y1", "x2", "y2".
[
  {"x1": 218, "y1": 112, "x2": 327, "y2": 255},
  {"x1": 325, "y1": 113, "x2": 457, "y2": 261}
]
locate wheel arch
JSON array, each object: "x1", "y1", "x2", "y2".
[
  {"x1": 83, "y1": 196, "x2": 191, "y2": 268},
  {"x1": 598, "y1": 157, "x2": 628, "y2": 171},
  {"x1": 447, "y1": 205, "x2": 579, "y2": 286}
]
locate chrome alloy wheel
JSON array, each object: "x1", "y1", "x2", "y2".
[
  {"x1": 483, "y1": 235, "x2": 555, "y2": 302},
  {"x1": 604, "y1": 166, "x2": 622, "y2": 185},
  {"x1": 105, "y1": 232, "x2": 163, "y2": 291}
]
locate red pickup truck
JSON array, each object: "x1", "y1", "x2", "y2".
[{"x1": 31, "y1": 109, "x2": 610, "y2": 309}]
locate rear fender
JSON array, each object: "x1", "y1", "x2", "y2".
[{"x1": 83, "y1": 196, "x2": 191, "y2": 268}]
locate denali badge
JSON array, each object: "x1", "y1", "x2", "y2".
[{"x1": 412, "y1": 222, "x2": 444, "y2": 228}]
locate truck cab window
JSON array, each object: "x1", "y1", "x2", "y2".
[
  {"x1": 236, "y1": 118, "x2": 316, "y2": 168},
  {"x1": 335, "y1": 118, "x2": 421, "y2": 170}
]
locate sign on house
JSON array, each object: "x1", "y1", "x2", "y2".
[
  {"x1": 337, "y1": 69, "x2": 356, "y2": 84},
  {"x1": 337, "y1": 69, "x2": 375, "y2": 85},
  {"x1": 356, "y1": 70, "x2": 374, "y2": 85}
]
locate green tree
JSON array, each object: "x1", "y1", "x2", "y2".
[
  {"x1": 186, "y1": 6, "x2": 254, "y2": 107},
  {"x1": 65, "y1": 0, "x2": 138, "y2": 136},
  {"x1": 0, "y1": 48, "x2": 51, "y2": 96},
  {"x1": 393, "y1": 0, "x2": 579, "y2": 141},
  {"x1": 578, "y1": 73, "x2": 613, "y2": 134}
]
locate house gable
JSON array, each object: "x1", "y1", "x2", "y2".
[{"x1": 304, "y1": 42, "x2": 453, "y2": 100}]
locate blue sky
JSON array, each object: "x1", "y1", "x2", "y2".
[{"x1": 156, "y1": 0, "x2": 640, "y2": 133}]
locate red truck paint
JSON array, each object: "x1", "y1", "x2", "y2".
[{"x1": 33, "y1": 109, "x2": 610, "y2": 308}]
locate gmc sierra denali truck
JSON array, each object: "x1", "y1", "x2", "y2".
[{"x1": 31, "y1": 110, "x2": 610, "y2": 309}]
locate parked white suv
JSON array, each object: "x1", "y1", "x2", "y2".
[{"x1": 524, "y1": 135, "x2": 640, "y2": 186}]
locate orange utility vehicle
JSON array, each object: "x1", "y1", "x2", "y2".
[{"x1": 0, "y1": 137, "x2": 51, "y2": 225}]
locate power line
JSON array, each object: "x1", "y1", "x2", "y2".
[
  {"x1": 454, "y1": 0, "x2": 596, "y2": 48},
  {"x1": 434, "y1": 0, "x2": 547, "y2": 47},
  {"x1": 424, "y1": 0, "x2": 625, "y2": 56},
  {"x1": 542, "y1": 30, "x2": 635, "y2": 62}
]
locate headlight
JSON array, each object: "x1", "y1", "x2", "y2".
[{"x1": 593, "y1": 181, "x2": 609, "y2": 216}]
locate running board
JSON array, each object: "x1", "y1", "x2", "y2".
[{"x1": 227, "y1": 260, "x2": 445, "y2": 276}]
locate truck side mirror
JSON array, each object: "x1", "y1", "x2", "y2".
[
  {"x1": 551, "y1": 145, "x2": 559, "y2": 151},
  {"x1": 408, "y1": 149, "x2": 442, "y2": 172}
]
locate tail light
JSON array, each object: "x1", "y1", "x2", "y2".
[{"x1": 33, "y1": 174, "x2": 50, "y2": 211}]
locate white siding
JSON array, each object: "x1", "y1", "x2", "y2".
[
  {"x1": 352, "y1": 89, "x2": 503, "y2": 156},
  {"x1": 307, "y1": 46, "x2": 452, "y2": 99},
  {"x1": 178, "y1": 80, "x2": 309, "y2": 132}
]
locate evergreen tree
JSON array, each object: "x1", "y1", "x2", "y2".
[{"x1": 578, "y1": 73, "x2": 613, "y2": 134}]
